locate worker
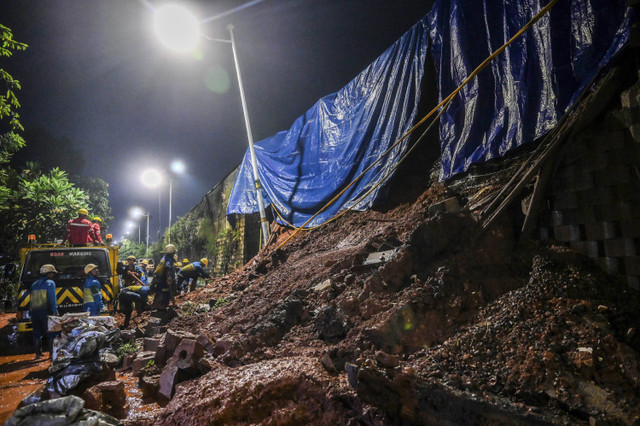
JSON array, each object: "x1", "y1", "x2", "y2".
[
  {"x1": 182, "y1": 258, "x2": 189, "y2": 265},
  {"x1": 177, "y1": 258, "x2": 211, "y2": 293},
  {"x1": 138, "y1": 259, "x2": 149, "y2": 286},
  {"x1": 26, "y1": 264, "x2": 59, "y2": 359},
  {"x1": 63, "y1": 208, "x2": 95, "y2": 246},
  {"x1": 90, "y1": 216, "x2": 103, "y2": 245},
  {"x1": 120, "y1": 255, "x2": 144, "y2": 288},
  {"x1": 118, "y1": 284, "x2": 149, "y2": 328},
  {"x1": 83, "y1": 263, "x2": 103, "y2": 316},
  {"x1": 152, "y1": 244, "x2": 177, "y2": 308}
]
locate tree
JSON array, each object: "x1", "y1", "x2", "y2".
[
  {"x1": 0, "y1": 23, "x2": 26, "y2": 215},
  {"x1": 118, "y1": 238, "x2": 146, "y2": 260},
  {"x1": 73, "y1": 175, "x2": 113, "y2": 227},
  {"x1": 0, "y1": 163, "x2": 89, "y2": 256}
]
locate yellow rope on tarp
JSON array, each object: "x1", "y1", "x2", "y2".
[{"x1": 272, "y1": 0, "x2": 560, "y2": 250}]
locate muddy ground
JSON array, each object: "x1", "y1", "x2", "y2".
[
  {"x1": 3, "y1": 178, "x2": 640, "y2": 424},
  {"x1": 122, "y1": 181, "x2": 640, "y2": 425}
]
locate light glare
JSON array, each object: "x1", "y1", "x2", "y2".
[
  {"x1": 154, "y1": 5, "x2": 200, "y2": 52},
  {"x1": 141, "y1": 169, "x2": 162, "y2": 187}
]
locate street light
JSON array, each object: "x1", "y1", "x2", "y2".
[
  {"x1": 140, "y1": 163, "x2": 184, "y2": 244},
  {"x1": 131, "y1": 207, "x2": 151, "y2": 257},
  {"x1": 153, "y1": 5, "x2": 270, "y2": 247}
]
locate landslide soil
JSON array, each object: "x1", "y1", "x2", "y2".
[{"x1": 133, "y1": 183, "x2": 640, "y2": 425}]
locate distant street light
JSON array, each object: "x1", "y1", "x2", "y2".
[
  {"x1": 140, "y1": 163, "x2": 185, "y2": 244},
  {"x1": 153, "y1": 6, "x2": 270, "y2": 248},
  {"x1": 131, "y1": 207, "x2": 151, "y2": 256}
]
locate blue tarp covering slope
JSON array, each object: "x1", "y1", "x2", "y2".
[
  {"x1": 227, "y1": 18, "x2": 430, "y2": 228},
  {"x1": 430, "y1": 0, "x2": 632, "y2": 179},
  {"x1": 228, "y1": 0, "x2": 632, "y2": 228}
]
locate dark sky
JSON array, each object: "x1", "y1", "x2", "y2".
[{"x1": 1, "y1": 0, "x2": 433, "y2": 241}]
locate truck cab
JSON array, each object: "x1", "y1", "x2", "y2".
[{"x1": 16, "y1": 243, "x2": 119, "y2": 333}]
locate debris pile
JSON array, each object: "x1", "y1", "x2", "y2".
[
  {"x1": 136, "y1": 184, "x2": 640, "y2": 425},
  {"x1": 5, "y1": 395, "x2": 121, "y2": 426},
  {"x1": 46, "y1": 313, "x2": 120, "y2": 397}
]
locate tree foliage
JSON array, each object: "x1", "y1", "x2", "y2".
[
  {"x1": 118, "y1": 238, "x2": 146, "y2": 260},
  {"x1": 0, "y1": 163, "x2": 89, "y2": 256},
  {"x1": 1, "y1": 23, "x2": 27, "y2": 132},
  {"x1": 73, "y1": 175, "x2": 113, "y2": 226}
]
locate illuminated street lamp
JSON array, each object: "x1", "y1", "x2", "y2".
[
  {"x1": 140, "y1": 162, "x2": 185, "y2": 244},
  {"x1": 131, "y1": 207, "x2": 151, "y2": 257},
  {"x1": 153, "y1": 5, "x2": 270, "y2": 247}
]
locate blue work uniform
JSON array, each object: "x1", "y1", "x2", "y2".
[
  {"x1": 177, "y1": 261, "x2": 211, "y2": 293},
  {"x1": 83, "y1": 275, "x2": 103, "y2": 316},
  {"x1": 27, "y1": 276, "x2": 58, "y2": 356},
  {"x1": 118, "y1": 285, "x2": 149, "y2": 327},
  {"x1": 154, "y1": 254, "x2": 176, "y2": 308}
]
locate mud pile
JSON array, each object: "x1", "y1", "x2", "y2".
[{"x1": 133, "y1": 183, "x2": 640, "y2": 425}]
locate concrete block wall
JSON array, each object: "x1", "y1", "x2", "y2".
[{"x1": 538, "y1": 76, "x2": 640, "y2": 289}]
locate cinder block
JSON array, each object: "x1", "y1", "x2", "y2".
[
  {"x1": 563, "y1": 173, "x2": 595, "y2": 192},
  {"x1": 585, "y1": 222, "x2": 605, "y2": 240},
  {"x1": 621, "y1": 220, "x2": 640, "y2": 237},
  {"x1": 585, "y1": 240, "x2": 603, "y2": 258},
  {"x1": 538, "y1": 227, "x2": 552, "y2": 240},
  {"x1": 554, "y1": 224, "x2": 582, "y2": 242},
  {"x1": 604, "y1": 238, "x2": 636, "y2": 258},
  {"x1": 569, "y1": 241, "x2": 589, "y2": 255},
  {"x1": 553, "y1": 192, "x2": 579, "y2": 210},
  {"x1": 550, "y1": 210, "x2": 563, "y2": 227},
  {"x1": 603, "y1": 221, "x2": 621, "y2": 239},
  {"x1": 594, "y1": 166, "x2": 631, "y2": 187},
  {"x1": 627, "y1": 275, "x2": 640, "y2": 290},
  {"x1": 564, "y1": 141, "x2": 592, "y2": 163},
  {"x1": 578, "y1": 206, "x2": 597, "y2": 223},
  {"x1": 595, "y1": 257, "x2": 621, "y2": 275},
  {"x1": 623, "y1": 257, "x2": 640, "y2": 276}
]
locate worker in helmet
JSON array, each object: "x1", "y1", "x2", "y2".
[
  {"x1": 118, "y1": 283, "x2": 149, "y2": 328},
  {"x1": 83, "y1": 263, "x2": 103, "y2": 316},
  {"x1": 90, "y1": 216, "x2": 103, "y2": 245},
  {"x1": 26, "y1": 264, "x2": 59, "y2": 359},
  {"x1": 177, "y1": 258, "x2": 211, "y2": 294},
  {"x1": 120, "y1": 255, "x2": 144, "y2": 288},
  {"x1": 182, "y1": 258, "x2": 189, "y2": 265},
  {"x1": 62, "y1": 208, "x2": 95, "y2": 246},
  {"x1": 138, "y1": 259, "x2": 149, "y2": 286},
  {"x1": 152, "y1": 244, "x2": 177, "y2": 308}
]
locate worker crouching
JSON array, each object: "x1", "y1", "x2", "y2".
[
  {"x1": 118, "y1": 285, "x2": 149, "y2": 328},
  {"x1": 177, "y1": 258, "x2": 211, "y2": 293}
]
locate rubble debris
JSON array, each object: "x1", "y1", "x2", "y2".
[
  {"x1": 5, "y1": 395, "x2": 121, "y2": 425},
  {"x1": 46, "y1": 313, "x2": 120, "y2": 396}
]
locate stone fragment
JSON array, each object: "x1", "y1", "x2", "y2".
[
  {"x1": 375, "y1": 351, "x2": 400, "y2": 368},
  {"x1": 143, "y1": 337, "x2": 161, "y2": 352},
  {"x1": 141, "y1": 375, "x2": 160, "y2": 398},
  {"x1": 163, "y1": 329, "x2": 196, "y2": 355},
  {"x1": 196, "y1": 333, "x2": 216, "y2": 355},
  {"x1": 213, "y1": 337, "x2": 234, "y2": 356},
  {"x1": 171, "y1": 339, "x2": 204, "y2": 374},
  {"x1": 312, "y1": 279, "x2": 332, "y2": 292},
  {"x1": 132, "y1": 351, "x2": 156, "y2": 377}
]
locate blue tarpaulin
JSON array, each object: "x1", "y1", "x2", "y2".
[
  {"x1": 431, "y1": 0, "x2": 632, "y2": 179},
  {"x1": 227, "y1": 18, "x2": 430, "y2": 228},
  {"x1": 228, "y1": 0, "x2": 632, "y2": 227}
]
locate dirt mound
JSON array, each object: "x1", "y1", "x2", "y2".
[{"x1": 139, "y1": 184, "x2": 640, "y2": 425}]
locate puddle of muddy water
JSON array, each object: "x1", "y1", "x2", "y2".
[{"x1": 117, "y1": 371, "x2": 162, "y2": 423}]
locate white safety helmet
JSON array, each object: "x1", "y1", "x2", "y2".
[
  {"x1": 40, "y1": 264, "x2": 58, "y2": 274},
  {"x1": 165, "y1": 244, "x2": 176, "y2": 253}
]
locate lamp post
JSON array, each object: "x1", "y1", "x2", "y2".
[
  {"x1": 140, "y1": 164, "x2": 184, "y2": 244},
  {"x1": 131, "y1": 207, "x2": 151, "y2": 257},
  {"x1": 153, "y1": 5, "x2": 270, "y2": 248}
]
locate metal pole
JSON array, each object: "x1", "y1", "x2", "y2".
[
  {"x1": 228, "y1": 24, "x2": 270, "y2": 247},
  {"x1": 168, "y1": 177, "x2": 172, "y2": 243},
  {"x1": 138, "y1": 225, "x2": 141, "y2": 244},
  {"x1": 146, "y1": 213, "x2": 150, "y2": 257}
]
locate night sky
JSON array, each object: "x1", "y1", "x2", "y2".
[{"x1": 1, "y1": 0, "x2": 433, "y2": 241}]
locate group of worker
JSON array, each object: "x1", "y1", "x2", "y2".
[
  {"x1": 25, "y1": 242, "x2": 212, "y2": 358},
  {"x1": 62, "y1": 208, "x2": 104, "y2": 246}
]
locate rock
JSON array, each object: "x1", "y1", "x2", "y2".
[
  {"x1": 158, "y1": 362, "x2": 181, "y2": 401},
  {"x1": 122, "y1": 353, "x2": 136, "y2": 371},
  {"x1": 196, "y1": 333, "x2": 216, "y2": 356},
  {"x1": 141, "y1": 375, "x2": 160, "y2": 398},
  {"x1": 132, "y1": 351, "x2": 156, "y2": 377},
  {"x1": 143, "y1": 337, "x2": 161, "y2": 352},
  {"x1": 119, "y1": 329, "x2": 136, "y2": 342},
  {"x1": 83, "y1": 381, "x2": 126, "y2": 419},
  {"x1": 314, "y1": 305, "x2": 347, "y2": 342},
  {"x1": 379, "y1": 247, "x2": 414, "y2": 291},
  {"x1": 163, "y1": 329, "x2": 196, "y2": 355},
  {"x1": 155, "y1": 345, "x2": 168, "y2": 368},
  {"x1": 213, "y1": 337, "x2": 234, "y2": 357},
  {"x1": 375, "y1": 351, "x2": 400, "y2": 368},
  {"x1": 312, "y1": 279, "x2": 332, "y2": 292},
  {"x1": 571, "y1": 304, "x2": 587, "y2": 314},
  {"x1": 345, "y1": 362, "x2": 359, "y2": 389},
  {"x1": 171, "y1": 338, "x2": 204, "y2": 374},
  {"x1": 596, "y1": 305, "x2": 609, "y2": 313}
]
